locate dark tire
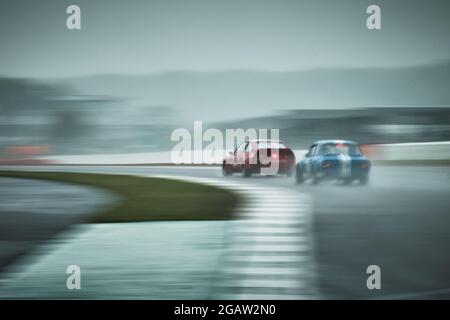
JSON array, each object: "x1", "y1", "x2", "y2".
[
  {"x1": 222, "y1": 166, "x2": 232, "y2": 176},
  {"x1": 295, "y1": 166, "x2": 305, "y2": 184},
  {"x1": 312, "y1": 174, "x2": 320, "y2": 185},
  {"x1": 359, "y1": 176, "x2": 369, "y2": 185},
  {"x1": 343, "y1": 178, "x2": 353, "y2": 185},
  {"x1": 242, "y1": 167, "x2": 252, "y2": 178}
]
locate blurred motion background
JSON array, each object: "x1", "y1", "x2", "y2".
[
  {"x1": 1, "y1": 0, "x2": 450, "y2": 300},
  {"x1": 1, "y1": 0, "x2": 450, "y2": 160},
  {"x1": 1, "y1": 64, "x2": 450, "y2": 160}
]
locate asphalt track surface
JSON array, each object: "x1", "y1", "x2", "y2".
[{"x1": 1, "y1": 165, "x2": 450, "y2": 299}]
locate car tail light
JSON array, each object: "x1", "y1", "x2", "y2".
[
  {"x1": 321, "y1": 162, "x2": 332, "y2": 169},
  {"x1": 271, "y1": 153, "x2": 278, "y2": 159}
]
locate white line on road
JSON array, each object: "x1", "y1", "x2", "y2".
[{"x1": 148, "y1": 174, "x2": 319, "y2": 299}]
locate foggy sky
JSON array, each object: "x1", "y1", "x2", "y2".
[{"x1": 1, "y1": 0, "x2": 450, "y2": 78}]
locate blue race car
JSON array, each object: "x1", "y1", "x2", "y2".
[{"x1": 296, "y1": 140, "x2": 370, "y2": 185}]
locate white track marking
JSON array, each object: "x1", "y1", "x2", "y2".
[
  {"x1": 219, "y1": 278, "x2": 306, "y2": 289},
  {"x1": 237, "y1": 218, "x2": 307, "y2": 225},
  {"x1": 148, "y1": 174, "x2": 319, "y2": 299},
  {"x1": 232, "y1": 235, "x2": 308, "y2": 243},
  {"x1": 222, "y1": 267, "x2": 311, "y2": 276},
  {"x1": 226, "y1": 255, "x2": 309, "y2": 263},
  {"x1": 241, "y1": 212, "x2": 306, "y2": 219},
  {"x1": 232, "y1": 226, "x2": 307, "y2": 233},
  {"x1": 219, "y1": 293, "x2": 308, "y2": 300},
  {"x1": 227, "y1": 243, "x2": 309, "y2": 252},
  {"x1": 241, "y1": 207, "x2": 307, "y2": 213}
]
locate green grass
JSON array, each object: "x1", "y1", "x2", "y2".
[{"x1": 0, "y1": 170, "x2": 240, "y2": 223}]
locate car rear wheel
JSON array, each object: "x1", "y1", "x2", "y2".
[
  {"x1": 312, "y1": 174, "x2": 320, "y2": 185},
  {"x1": 359, "y1": 176, "x2": 369, "y2": 185},
  {"x1": 343, "y1": 178, "x2": 353, "y2": 185},
  {"x1": 242, "y1": 167, "x2": 252, "y2": 178},
  {"x1": 295, "y1": 166, "x2": 305, "y2": 184},
  {"x1": 222, "y1": 166, "x2": 232, "y2": 176}
]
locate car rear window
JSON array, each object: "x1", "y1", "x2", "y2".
[
  {"x1": 257, "y1": 142, "x2": 286, "y2": 149},
  {"x1": 320, "y1": 143, "x2": 361, "y2": 156}
]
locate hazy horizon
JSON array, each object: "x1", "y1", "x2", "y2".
[{"x1": 1, "y1": 58, "x2": 450, "y2": 82}]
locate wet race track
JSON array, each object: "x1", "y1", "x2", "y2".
[{"x1": 1, "y1": 165, "x2": 450, "y2": 299}]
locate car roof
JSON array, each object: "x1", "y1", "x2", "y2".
[
  {"x1": 312, "y1": 139, "x2": 358, "y2": 145},
  {"x1": 248, "y1": 139, "x2": 283, "y2": 143}
]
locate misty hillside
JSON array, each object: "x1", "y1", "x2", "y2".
[{"x1": 57, "y1": 61, "x2": 450, "y2": 122}]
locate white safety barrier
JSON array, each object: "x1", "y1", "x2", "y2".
[
  {"x1": 30, "y1": 141, "x2": 450, "y2": 165},
  {"x1": 361, "y1": 141, "x2": 450, "y2": 161}
]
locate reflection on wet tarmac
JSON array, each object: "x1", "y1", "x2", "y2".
[
  {"x1": 0, "y1": 177, "x2": 113, "y2": 273},
  {"x1": 0, "y1": 221, "x2": 227, "y2": 299}
]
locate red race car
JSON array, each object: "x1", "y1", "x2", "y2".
[{"x1": 222, "y1": 139, "x2": 296, "y2": 177}]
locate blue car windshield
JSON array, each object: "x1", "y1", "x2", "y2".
[{"x1": 319, "y1": 143, "x2": 362, "y2": 156}]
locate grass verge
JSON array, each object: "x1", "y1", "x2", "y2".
[{"x1": 0, "y1": 170, "x2": 240, "y2": 223}]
